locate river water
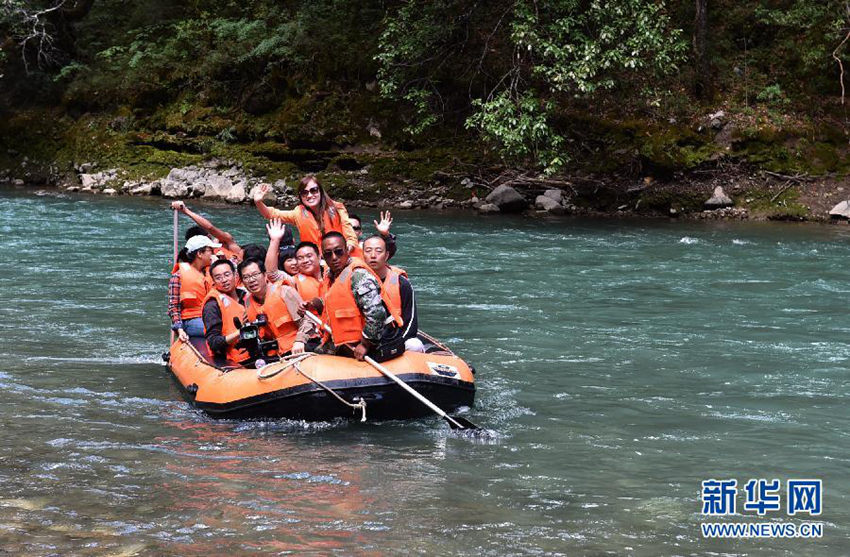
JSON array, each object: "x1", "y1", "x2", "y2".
[{"x1": 1, "y1": 187, "x2": 848, "y2": 555}]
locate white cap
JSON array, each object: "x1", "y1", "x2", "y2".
[{"x1": 185, "y1": 235, "x2": 222, "y2": 253}]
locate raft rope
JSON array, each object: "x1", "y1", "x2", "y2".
[{"x1": 256, "y1": 352, "x2": 367, "y2": 422}]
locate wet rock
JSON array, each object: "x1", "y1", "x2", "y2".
[
  {"x1": 80, "y1": 174, "x2": 99, "y2": 189},
  {"x1": 829, "y1": 200, "x2": 850, "y2": 219},
  {"x1": 202, "y1": 174, "x2": 235, "y2": 201},
  {"x1": 485, "y1": 184, "x2": 527, "y2": 213},
  {"x1": 129, "y1": 182, "x2": 154, "y2": 196},
  {"x1": 102, "y1": 188, "x2": 118, "y2": 195},
  {"x1": 704, "y1": 186, "x2": 733, "y2": 209},
  {"x1": 477, "y1": 203, "x2": 500, "y2": 214},
  {"x1": 161, "y1": 175, "x2": 190, "y2": 198},
  {"x1": 12, "y1": 179, "x2": 24, "y2": 186},
  {"x1": 543, "y1": 189, "x2": 564, "y2": 204},
  {"x1": 396, "y1": 200, "x2": 414, "y2": 209},
  {"x1": 535, "y1": 195, "x2": 561, "y2": 212},
  {"x1": 226, "y1": 180, "x2": 247, "y2": 203}
]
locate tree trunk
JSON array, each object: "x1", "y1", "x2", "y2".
[{"x1": 693, "y1": 0, "x2": 711, "y2": 99}]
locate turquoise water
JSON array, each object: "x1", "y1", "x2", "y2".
[{"x1": 1, "y1": 187, "x2": 848, "y2": 554}]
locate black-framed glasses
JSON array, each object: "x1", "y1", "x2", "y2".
[
  {"x1": 322, "y1": 247, "x2": 346, "y2": 259},
  {"x1": 301, "y1": 186, "x2": 320, "y2": 197},
  {"x1": 241, "y1": 271, "x2": 264, "y2": 281}
]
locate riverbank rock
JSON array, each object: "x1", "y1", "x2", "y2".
[
  {"x1": 160, "y1": 164, "x2": 259, "y2": 201},
  {"x1": 544, "y1": 189, "x2": 565, "y2": 204},
  {"x1": 477, "y1": 203, "x2": 500, "y2": 214},
  {"x1": 79, "y1": 169, "x2": 119, "y2": 191},
  {"x1": 692, "y1": 207, "x2": 749, "y2": 220},
  {"x1": 535, "y1": 195, "x2": 562, "y2": 212},
  {"x1": 485, "y1": 184, "x2": 527, "y2": 213},
  {"x1": 704, "y1": 186, "x2": 733, "y2": 209},
  {"x1": 829, "y1": 200, "x2": 850, "y2": 219}
]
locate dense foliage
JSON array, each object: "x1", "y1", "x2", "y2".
[{"x1": 1, "y1": 0, "x2": 849, "y2": 171}]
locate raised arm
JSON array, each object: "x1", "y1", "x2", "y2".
[
  {"x1": 171, "y1": 200, "x2": 242, "y2": 259},
  {"x1": 253, "y1": 183, "x2": 301, "y2": 223},
  {"x1": 253, "y1": 183, "x2": 275, "y2": 219},
  {"x1": 264, "y1": 218, "x2": 289, "y2": 282},
  {"x1": 374, "y1": 210, "x2": 397, "y2": 259}
]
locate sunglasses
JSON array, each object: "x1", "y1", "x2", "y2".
[
  {"x1": 352, "y1": 225, "x2": 362, "y2": 231},
  {"x1": 322, "y1": 247, "x2": 347, "y2": 259},
  {"x1": 301, "y1": 186, "x2": 321, "y2": 197}
]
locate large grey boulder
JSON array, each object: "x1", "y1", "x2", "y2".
[
  {"x1": 543, "y1": 189, "x2": 564, "y2": 204},
  {"x1": 485, "y1": 184, "x2": 527, "y2": 212},
  {"x1": 202, "y1": 174, "x2": 234, "y2": 201},
  {"x1": 129, "y1": 182, "x2": 153, "y2": 196},
  {"x1": 535, "y1": 195, "x2": 561, "y2": 212},
  {"x1": 829, "y1": 200, "x2": 850, "y2": 219},
  {"x1": 704, "y1": 186, "x2": 733, "y2": 209},
  {"x1": 226, "y1": 180, "x2": 247, "y2": 203},
  {"x1": 161, "y1": 171, "x2": 190, "y2": 198}
]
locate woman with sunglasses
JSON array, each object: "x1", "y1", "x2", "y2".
[{"x1": 253, "y1": 176, "x2": 360, "y2": 257}]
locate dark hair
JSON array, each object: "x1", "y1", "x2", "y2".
[
  {"x1": 185, "y1": 226, "x2": 206, "y2": 242},
  {"x1": 177, "y1": 247, "x2": 189, "y2": 263},
  {"x1": 348, "y1": 214, "x2": 362, "y2": 224},
  {"x1": 279, "y1": 246, "x2": 297, "y2": 271},
  {"x1": 298, "y1": 176, "x2": 339, "y2": 236},
  {"x1": 210, "y1": 259, "x2": 235, "y2": 275},
  {"x1": 321, "y1": 231, "x2": 346, "y2": 244},
  {"x1": 363, "y1": 234, "x2": 387, "y2": 249},
  {"x1": 238, "y1": 258, "x2": 266, "y2": 277},
  {"x1": 241, "y1": 243, "x2": 267, "y2": 262},
  {"x1": 295, "y1": 241, "x2": 320, "y2": 257},
  {"x1": 185, "y1": 246, "x2": 207, "y2": 263}
]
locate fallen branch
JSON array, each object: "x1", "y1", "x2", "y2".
[
  {"x1": 763, "y1": 170, "x2": 809, "y2": 183},
  {"x1": 770, "y1": 181, "x2": 794, "y2": 203}
]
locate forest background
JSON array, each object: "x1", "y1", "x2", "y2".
[{"x1": 1, "y1": 0, "x2": 849, "y2": 219}]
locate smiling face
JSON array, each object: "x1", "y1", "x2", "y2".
[
  {"x1": 321, "y1": 235, "x2": 350, "y2": 276},
  {"x1": 283, "y1": 256, "x2": 299, "y2": 276},
  {"x1": 299, "y1": 178, "x2": 322, "y2": 210},
  {"x1": 296, "y1": 245, "x2": 320, "y2": 277}
]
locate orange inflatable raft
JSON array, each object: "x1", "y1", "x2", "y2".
[{"x1": 165, "y1": 333, "x2": 475, "y2": 421}]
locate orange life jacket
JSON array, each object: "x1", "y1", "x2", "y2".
[
  {"x1": 321, "y1": 258, "x2": 402, "y2": 346},
  {"x1": 381, "y1": 265, "x2": 407, "y2": 327},
  {"x1": 293, "y1": 273, "x2": 323, "y2": 302},
  {"x1": 202, "y1": 288, "x2": 249, "y2": 362},
  {"x1": 294, "y1": 203, "x2": 346, "y2": 246},
  {"x1": 245, "y1": 282, "x2": 299, "y2": 354},
  {"x1": 178, "y1": 263, "x2": 211, "y2": 320}
]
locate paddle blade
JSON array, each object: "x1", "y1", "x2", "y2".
[{"x1": 445, "y1": 415, "x2": 481, "y2": 430}]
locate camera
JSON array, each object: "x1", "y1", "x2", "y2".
[
  {"x1": 239, "y1": 314, "x2": 268, "y2": 341},
  {"x1": 233, "y1": 315, "x2": 277, "y2": 362}
]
